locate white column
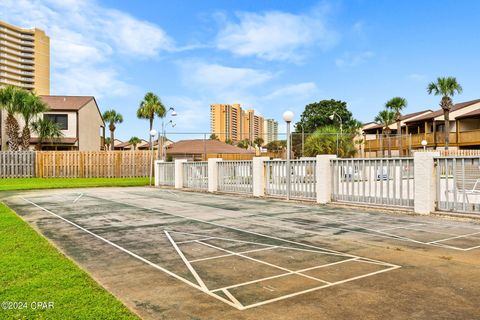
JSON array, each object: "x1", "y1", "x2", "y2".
[
  {"x1": 174, "y1": 159, "x2": 187, "y2": 189},
  {"x1": 154, "y1": 160, "x2": 164, "y2": 187},
  {"x1": 316, "y1": 155, "x2": 337, "y2": 204},
  {"x1": 253, "y1": 157, "x2": 269, "y2": 197},
  {"x1": 208, "y1": 158, "x2": 223, "y2": 192},
  {"x1": 414, "y1": 151, "x2": 439, "y2": 214}
]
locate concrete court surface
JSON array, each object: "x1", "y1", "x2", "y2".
[{"x1": 3, "y1": 186, "x2": 480, "y2": 320}]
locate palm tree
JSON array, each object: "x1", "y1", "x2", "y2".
[
  {"x1": 102, "y1": 109, "x2": 123, "y2": 151},
  {"x1": 129, "y1": 136, "x2": 141, "y2": 150},
  {"x1": 385, "y1": 97, "x2": 408, "y2": 156},
  {"x1": 254, "y1": 137, "x2": 264, "y2": 147},
  {"x1": 0, "y1": 85, "x2": 29, "y2": 151},
  {"x1": 427, "y1": 77, "x2": 463, "y2": 150},
  {"x1": 209, "y1": 133, "x2": 219, "y2": 140},
  {"x1": 375, "y1": 110, "x2": 396, "y2": 157},
  {"x1": 31, "y1": 118, "x2": 63, "y2": 150},
  {"x1": 304, "y1": 125, "x2": 356, "y2": 157},
  {"x1": 19, "y1": 94, "x2": 49, "y2": 150},
  {"x1": 104, "y1": 137, "x2": 111, "y2": 149},
  {"x1": 137, "y1": 92, "x2": 165, "y2": 147},
  {"x1": 237, "y1": 139, "x2": 250, "y2": 149}
]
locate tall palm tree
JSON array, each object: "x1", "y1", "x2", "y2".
[
  {"x1": 385, "y1": 97, "x2": 408, "y2": 156},
  {"x1": 375, "y1": 110, "x2": 396, "y2": 157},
  {"x1": 0, "y1": 85, "x2": 29, "y2": 151},
  {"x1": 102, "y1": 109, "x2": 123, "y2": 151},
  {"x1": 137, "y1": 92, "x2": 165, "y2": 146},
  {"x1": 128, "y1": 136, "x2": 141, "y2": 150},
  {"x1": 427, "y1": 77, "x2": 463, "y2": 150},
  {"x1": 104, "y1": 137, "x2": 111, "y2": 149},
  {"x1": 19, "y1": 94, "x2": 49, "y2": 150},
  {"x1": 31, "y1": 118, "x2": 63, "y2": 150}
]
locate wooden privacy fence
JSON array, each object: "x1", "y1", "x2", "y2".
[
  {"x1": 0, "y1": 151, "x2": 36, "y2": 178},
  {"x1": 35, "y1": 151, "x2": 152, "y2": 178}
]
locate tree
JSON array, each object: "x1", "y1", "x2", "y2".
[
  {"x1": 237, "y1": 139, "x2": 250, "y2": 149},
  {"x1": 209, "y1": 133, "x2": 219, "y2": 140},
  {"x1": 265, "y1": 140, "x2": 286, "y2": 152},
  {"x1": 105, "y1": 137, "x2": 111, "y2": 148},
  {"x1": 19, "y1": 94, "x2": 49, "y2": 150},
  {"x1": 253, "y1": 137, "x2": 264, "y2": 147},
  {"x1": 385, "y1": 97, "x2": 408, "y2": 156},
  {"x1": 129, "y1": 136, "x2": 141, "y2": 150},
  {"x1": 427, "y1": 77, "x2": 463, "y2": 150},
  {"x1": 0, "y1": 85, "x2": 29, "y2": 151},
  {"x1": 102, "y1": 110, "x2": 123, "y2": 150},
  {"x1": 295, "y1": 100, "x2": 359, "y2": 134},
  {"x1": 304, "y1": 125, "x2": 357, "y2": 157},
  {"x1": 375, "y1": 110, "x2": 396, "y2": 157},
  {"x1": 225, "y1": 138, "x2": 233, "y2": 145},
  {"x1": 31, "y1": 118, "x2": 63, "y2": 150},
  {"x1": 137, "y1": 92, "x2": 165, "y2": 147}
]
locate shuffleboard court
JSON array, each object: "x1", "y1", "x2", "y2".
[{"x1": 4, "y1": 187, "x2": 480, "y2": 319}]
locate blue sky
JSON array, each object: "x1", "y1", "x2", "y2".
[{"x1": 1, "y1": 0, "x2": 480, "y2": 141}]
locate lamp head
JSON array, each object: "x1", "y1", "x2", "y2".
[
  {"x1": 149, "y1": 129, "x2": 158, "y2": 137},
  {"x1": 421, "y1": 139, "x2": 428, "y2": 146},
  {"x1": 282, "y1": 111, "x2": 294, "y2": 123},
  {"x1": 171, "y1": 110, "x2": 177, "y2": 116}
]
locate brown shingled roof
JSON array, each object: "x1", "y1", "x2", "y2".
[
  {"x1": 364, "y1": 109, "x2": 433, "y2": 131},
  {"x1": 405, "y1": 99, "x2": 480, "y2": 123},
  {"x1": 167, "y1": 139, "x2": 254, "y2": 154},
  {"x1": 39, "y1": 96, "x2": 94, "y2": 111}
]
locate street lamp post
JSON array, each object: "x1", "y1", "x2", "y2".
[
  {"x1": 159, "y1": 107, "x2": 177, "y2": 160},
  {"x1": 162, "y1": 120, "x2": 176, "y2": 160},
  {"x1": 330, "y1": 112, "x2": 343, "y2": 156},
  {"x1": 421, "y1": 139, "x2": 428, "y2": 151},
  {"x1": 149, "y1": 129, "x2": 157, "y2": 186},
  {"x1": 283, "y1": 111, "x2": 294, "y2": 201}
]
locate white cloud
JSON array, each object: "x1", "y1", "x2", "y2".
[
  {"x1": 335, "y1": 51, "x2": 374, "y2": 67},
  {"x1": 180, "y1": 61, "x2": 274, "y2": 92},
  {"x1": 263, "y1": 82, "x2": 318, "y2": 100},
  {"x1": 0, "y1": 0, "x2": 174, "y2": 96},
  {"x1": 216, "y1": 9, "x2": 338, "y2": 62}
]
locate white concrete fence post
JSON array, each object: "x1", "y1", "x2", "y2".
[
  {"x1": 208, "y1": 158, "x2": 223, "y2": 192},
  {"x1": 316, "y1": 155, "x2": 337, "y2": 204},
  {"x1": 253, "y1": 157, "x2": 269, "y2": 197},
  {"x1": 174, "y1": 159, "x2": 187, "y2": 189},
  {"x1": 414, "y1": 151, "x2": 439, "y2": 214},
  {"x1": 154, "y1": 160, "x2": 164, "y2": 187}
]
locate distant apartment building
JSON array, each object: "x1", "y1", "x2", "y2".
[
  {"x1": 210, "y1": 104, "x2": 264, "y2": 143},
  {"x1": 264, "y1": 118, "x2": 278, "y2": 144},
  {"x1": 0, "y1": 20, "x2": 50, "y2": 95}
]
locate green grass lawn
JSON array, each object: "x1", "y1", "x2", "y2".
[
  {"x1": 0, "y1": 177, "x2": 149, "y2": 191},
  {"x1": 0, "y1": 203, "x2": 139, "y2": 319}
]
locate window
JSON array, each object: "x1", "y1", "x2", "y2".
[{"x1": 44, "y1": 114, "x2": 68, "y2": 130}]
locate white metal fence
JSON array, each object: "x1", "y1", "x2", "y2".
[
  {"x1": 331, "y1": 158, "x2": 415, "y2": 207},
  {"x1": 436, "y1": 157, "x2": 480, "y2": 213},
  {"x1": 183, "y1": 161, "x2": 208, "y2": 190},
  {"x1": 265, "y1": 159, "x2": 316, "y2": 200},
  {"x1": 0, "y1": 151, "x2": 35, "y2": 178},
  {"x1": 218, "y1": 160, "x2": 253, "y2": 194},
  {"x1": 156, "y1": 162, "x2": 175, "y2": 186}
]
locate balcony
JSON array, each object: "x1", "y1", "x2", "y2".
[
  {"x1": 0, "y1": 65, "x2": 34, "y2": 76},
  {"x1": 0, "y1": 58, "x2": 34, "y2": 70}
]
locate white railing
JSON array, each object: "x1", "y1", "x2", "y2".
[
  {"x1": 183, "y1": 161, "x2": 208, "y2": 190},
  {"x1": 218, "y1": 160, "x2": 253, "y2": 193},
  {"x1": 156, "y1": 162, "x2": 175, "y2": 186},
  {"x1": 331, "y1": 158, "x2": 414, "y2": 208},
  {"x1": 436, "y1": 157, "x2": 480, "y2": 213},
  {"x1": 265, "y1": 159, "x2": 316, "y2": 200}
]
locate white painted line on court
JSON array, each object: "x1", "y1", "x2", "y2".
[
  {"x1": 176, "y1": 237, "x2": 215, "y2": 244},
  {"x1": 427, "y1": 230, "x2": 480, "y2": 244},
  {"x1": 198, "y1": 240, "x2": 334, "y2": 286},
  {"x1": 21, "y1": 197, "x2": 242, "y2": 310},
  {"x1": 93, "y1": 195, "x2": 401, "y2": 266},
  {"x1": 242, "y1": 265, "x2": 401, "y2": 310},
  {"x1": 222, "y1": 289, "x2": 244, "y2": 308},
  {"x1": 73, "y1": 193, "x2": 84, "y2": 203},
  {"x1": 164, "y1": 231, "x2": 209, "y2": 291},
  {"x1": 189, "y1": 246, "x2": 278, "y2": 263}
]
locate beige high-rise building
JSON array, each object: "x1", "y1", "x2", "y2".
[
  {"x1": 0, "y1": 20, "x2": 50, "y2": 95},
  {"x1": 210, "y1": 104, "x2": 264, "y2": 144},
  {"x1": 264, "y1": 118, "x2": 278, "y2": 144}
]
